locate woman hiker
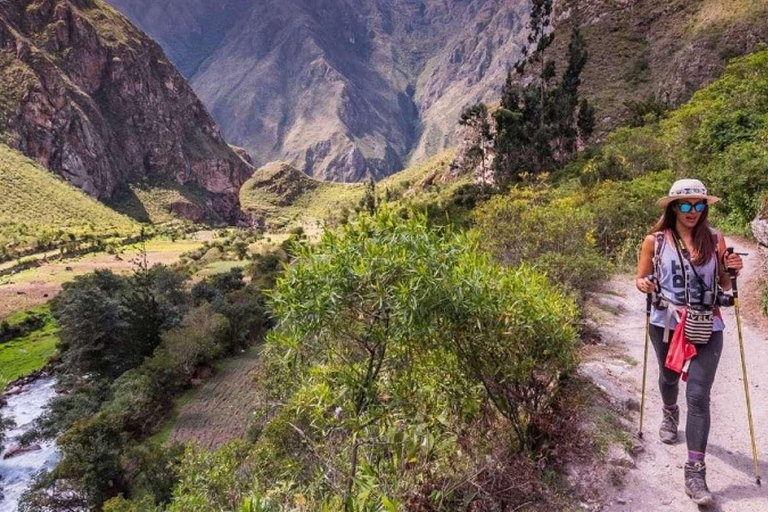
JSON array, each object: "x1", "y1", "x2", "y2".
[{"x1": 635, "y1": 178, "x2": 744, "y2": 506}]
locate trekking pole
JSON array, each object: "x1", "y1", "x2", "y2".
[
  {"x1": 727, "y1": 247, "x2": 761, "y2": 486},
  {"x1": 639, "y1": 274, "x2": 655, "y2": 439}
]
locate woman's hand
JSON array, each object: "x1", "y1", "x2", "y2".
[
  {"x1": 724, "y1": 252, "x2": 744, "y2": 276},
  {"x1": 636, "y1": 276, "x2": 656, "y2": 294}
]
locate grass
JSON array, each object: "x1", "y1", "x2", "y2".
[
  {"x1": 0, "y1": 306, "x2": 58, "y2": 385},
  {"x1": 0, "y1": 143, "x2": 140, "y2": 254},
  {"x1": 147, "y1": 387, "x2": 197, "y2": 446},
  {"x1": 592, "y1": 411, "x2": 634, "y2": 461},
  {"x1": 240, "y1": 150, "x2": 460, "y2": 230},
  {"x1": 198, "y1": 260, "x2": 246, "y2": 277}
]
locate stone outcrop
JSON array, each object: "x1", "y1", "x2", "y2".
[{"x1": 0, "y1": 0, "x2": 252, "y2": 222}]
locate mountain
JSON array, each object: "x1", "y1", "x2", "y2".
[
  {"x1": 0, "y1": 0, "x2": 253, "y2": 223},
  {"x1": 108, "y1": 0, "x2": 768, "y2": 183},
  {"x1": 107, "y1": 0, "x2": 531, "y2": 182},
  {"x1": 239, "y1": 150, "x2": 460, "y2": 230}
]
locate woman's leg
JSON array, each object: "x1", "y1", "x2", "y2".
[
  {"x1": 685, "y1": 331, "x2": 724, "y2": 454},
  {"x1": 649, "y1": 325, "x2": 681, "y2": 406}
]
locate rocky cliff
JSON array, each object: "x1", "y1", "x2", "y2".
[
  {"x1": 0, "y1": 0, "x2": 253, "y2": 223},
  {"x1": 547, "y1": 0, "x2": 768, "y2": 132}
]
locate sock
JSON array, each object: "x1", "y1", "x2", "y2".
[
  {"x1": 688, "y1": 450, "x2": 706, "y2": 463},
  {"x1": 663, "y1": 404, "x2": 678, "y2": 411}
]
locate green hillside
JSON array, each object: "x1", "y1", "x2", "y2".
[
  {"x1": 240, "y1": 150, "x2": 462, "y2": 230},
  {"x1": 572, "y1": 49, "x2": 768, "y2": 235},
  {"x1": 0, "y1": 143, "x2": 139, "y2": 258}
]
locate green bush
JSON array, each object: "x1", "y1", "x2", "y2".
[
  {"x1": 472, "y1": 188, "x2": 608, "y2": 294},
  {"x1": 166, "y1": 441, "x2": 252, "y2": 512},
  {"x1": 162, "y1": 304, "x2": 230, "y2": 379},
  {"x1": 578, "y1": 124, "x2": 668, "y2": 185},
  {"x1": 586, "y1": 171, "x2": 673, "y2": 264},
  {"x1": 238, "y1": 210, "x2": 578, "y2": 508}
]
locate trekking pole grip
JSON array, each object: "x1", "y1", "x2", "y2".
[
  {"x1": 726, "y1": 247, "x2": 739, "y2": 297},
  {"x1": 645, "y1": 274, "x2": 655, "y2": 313}
]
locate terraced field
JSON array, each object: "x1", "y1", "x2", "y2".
[{"x1": 166, "y1": 347, "x2": 263, "y2": 450}]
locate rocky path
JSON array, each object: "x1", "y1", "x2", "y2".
[{"x1": 584, "y1": 238, "x2": 768, "y2": 511}]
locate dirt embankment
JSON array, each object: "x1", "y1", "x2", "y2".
[{"x1": 582, "y1": 238, "x2": 768, "y2": 511}]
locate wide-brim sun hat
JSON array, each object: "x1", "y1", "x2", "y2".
[{"x1": 656, "y1": 178, "x2": 721, "y2": 209}]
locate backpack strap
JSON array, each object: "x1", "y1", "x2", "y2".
[
  {"x1": 652, "y1": 230, "x2": 665, "y2": 284},
  {"x1": 652, "y1": 230, "x2": 680, "y2": 342}
]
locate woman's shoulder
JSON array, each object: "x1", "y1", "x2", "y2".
[{"x1": 641, "y1": 233, "x2": 657, "y2": 252}]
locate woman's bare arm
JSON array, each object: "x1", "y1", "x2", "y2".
[{"x1": 636, "y1": 234, "x2": 656, "y2": 293}]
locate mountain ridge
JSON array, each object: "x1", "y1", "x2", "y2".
[
  {"x1": 108, "y1": 0, "x2": 768, "y2": 184},
  {"x1": 108, "y1": 0, "x2": 532, "y2": 182}
]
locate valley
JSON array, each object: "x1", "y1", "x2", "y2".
[{"x1": 2, "y1": 0, "x2": 768, "y2": 510}]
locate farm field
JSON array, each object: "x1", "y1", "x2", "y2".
[
  {"x1": 165, "y1": 347, "x2": 263, "y2": 450},
  {"x1": 0, "y1": 236, "x2": 208, "y2": 320}
]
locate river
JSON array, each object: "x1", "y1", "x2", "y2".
[{"x1": 0, "y1": 378, "x2": 60, "y2": 512}]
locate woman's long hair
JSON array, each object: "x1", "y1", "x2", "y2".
[{"x1": 650, "y1": 201, "x2": 716, "y2": 266}]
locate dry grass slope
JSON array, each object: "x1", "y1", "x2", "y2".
[{"x1": 0, "y1": 143, "x2": 138, "y2": 240}]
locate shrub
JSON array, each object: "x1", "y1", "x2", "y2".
[
  {"x1": 163, "y1": 304, "x2": 230, "y2": 379},
  {"x1": 578, "y1": 124, "x2": 668, "y2": 186},
  {"x1": 586, "y1": 171, "x2": 673, "y2": 264},
  {"x1": 472, "y1": 189, "x2": 607, "y2": 294},
  {"x1": 251, "y1": 210, "x2": 578, "y2": 507},
  {"x1": 166, "y1": 441, "x2": 252, "y2": 512}
]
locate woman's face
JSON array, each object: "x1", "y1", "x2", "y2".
[{"x1": 674, "y1": 199, "x2": 706, "y2": 229}]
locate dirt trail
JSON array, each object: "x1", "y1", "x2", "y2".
[
  {"x1": 168, "y1": 348, "x2": 262, "y2": 450},
  {"x1": 584, "y1": 238, "x2": 768, "y2": 511}
]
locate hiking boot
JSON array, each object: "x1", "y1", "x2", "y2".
[
  {"x1": 684, "y1": 461, "x2": 715, "y2": 507},
  {"x1": 659, "y1": 406, "x2": 679, "y2": 444}
]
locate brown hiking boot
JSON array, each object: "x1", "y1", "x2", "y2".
[
  {"x1": 685, "y1": 461, "x2": 715, "y2": 507},
  {"x1": 659, "y1": 406, "x2": 678, "y2": 444}
]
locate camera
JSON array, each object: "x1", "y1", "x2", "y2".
[
  {"x1": 715, "y1": 291, "x2": 735, "y2": 307},
  {"x1": 701, "y1": 289, "x2": 735, "y2": 308}
]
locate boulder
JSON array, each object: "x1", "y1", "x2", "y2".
[{"x1": 3, "y1": 444, "x2": 42, "y2": 459}]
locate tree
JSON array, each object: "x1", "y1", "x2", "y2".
[
  {"x1": 358, "y1": 177, "x2": 377, "y2": 215},
  {"x1": 492, "y1": 10, "x2": 593, "y2": 186},
  {"x1": 51, "y1": 264, "x2": 188, "y2": 380},
  {"x1": 458, "y1": 103, "x2": 493, "y2": 182}
]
